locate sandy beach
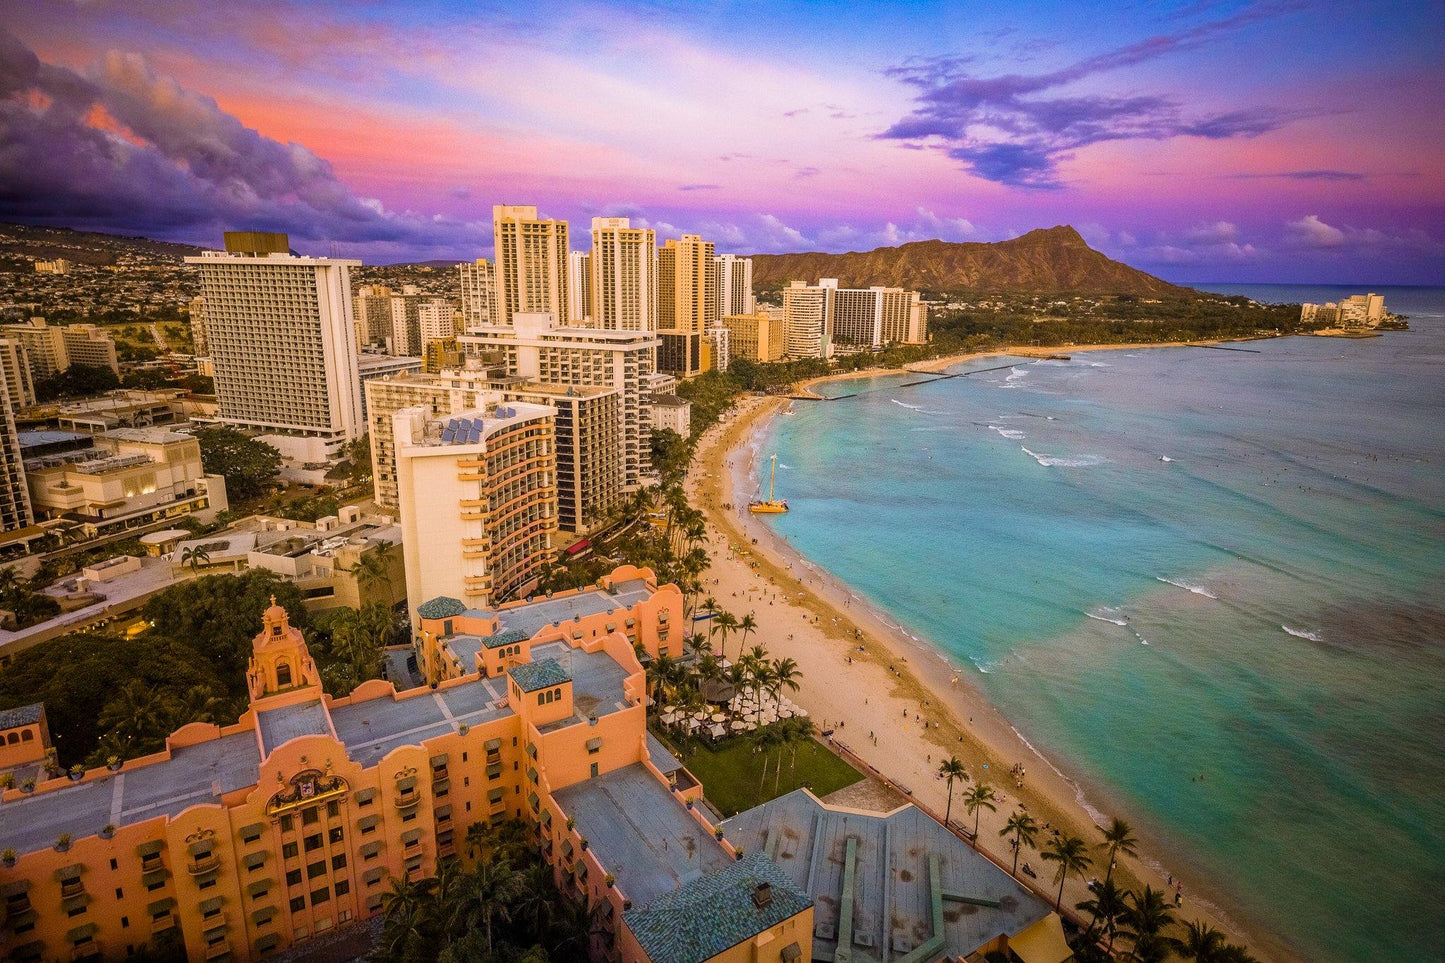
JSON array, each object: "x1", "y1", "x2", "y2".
[{"x1": 686, "y1": 344, "x2": 1292, "y2": 961}]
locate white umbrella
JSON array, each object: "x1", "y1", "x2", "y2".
[
  {"x1": 664, "y1": 705, "x2": 676, "y2": 713},
  {"x1": 794, "y1": 708, "x2": 808, "y2": 718},
  {"x1": 693, "y1": 710, "x2": 708, "y2": 721},
  {"x1": 730, "y1": 720, "x2": 746, "y2": 731},
  {"x1": 660, "y1": 711, "x2": 676, "y2": 724},
  {"x1": 745, "y1": 721, "x2": 758, "y2": 731},
  {"x1": 709, "y1": 723, "x2": 726, "y2": 738},
  {"x1": 711, "y1": 712, "x2": 726, "y2": 723}
]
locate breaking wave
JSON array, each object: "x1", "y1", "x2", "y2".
[
  {"x1": 1021, "y1": 446, "x2": 1105, "y2": 468},
  {"x1": 989, "y1": 425, "x2": 1027, "y2": 440},
  {"x1": 1282, "y1": 625, "x2": 1323, "y2": 642},
  {"x1": 1085, "y1": 607, "x2": 1129, "y2": 626},
  {"x1": 1155, "y1": 576, "x2": 1218, "y2": 599}
]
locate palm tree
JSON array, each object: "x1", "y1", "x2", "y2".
[
  {"x1": 751, "y1": 660, "x2": 777, "y2": 708},
  {"x1": 1120, "y1": 885, "x2": 1179, "y2": 962},
  {"x1": 380, "y1": 873, "x2": 437, "y2": 956},
  {"x1": 179, "y1": 545, "x2": 210, "y2": 572},
  {"x1": 963, "y1": 783, "x2": 997, "y2": 846},
  {"x1": 1077, "y1": 877, "x2": 1127, "y2": 951},
  {"x1": 1100, "y1": 816, "x2": 1139, "y2": 884},
  {"x1": 1176, "y1": 920, "x2": 1228, "y2": 962},
  {"x1": 753, "y1": 725, "x2": 784, "y2": 792},
  {"x1": 1000, "y1": 810, "x2": 1038, "y2": 876},
  {"x1": 354, "y1": 541, "x2": 396, "y2": 606},
  {"x1": 1040, "y1": 833, "x2": 1092, "y2": 911},
  {"x1": 773, "y1": 722, "x2": 804, "y2": 793},
  {"x1": 770, "y1": 656, "x2": 802, "y2": 702},
  {"x1": 938, "y1": 756, "x2": 967, "y2": 827},
  {"x1": 714, "y1": 611, "x2": 739, "y2": 661},
  {"x1": 0, "y1": 566, "x2": 22, "y2": 608},
  {"x1": 737, "y1": 612, "x2": 758, "y2": 648},
  {"x1": 468, "y1": 858, "x2": 525, "y2": 953}
]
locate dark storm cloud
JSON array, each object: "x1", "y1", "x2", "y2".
[{"x1": 0, "y1": 29, "x2": 483, "y2": 252}]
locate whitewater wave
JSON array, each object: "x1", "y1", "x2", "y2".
[
  {"x1": 890, "y1": 399, "x2": 923, "y2": 410},
  {"x1": 1089, "y1": 362, "x2": 1112, "y2": 368},
  {"x1": 777, "y1": 463, "x2": 792, "y2": 470},
  {"x1": 1135, "y1": 632, "x2": 1150, "y2": 646},
  {"x1": 1085, "y1": 607, "x2": 1129, "y2": 626},
  {"x1": 989, "y1": 425, "x2": 1027, "y2": 440},
  {"x1": 1155, "y1": 576, "x2": 1218, "y2": 599},
  {"x1": 1021, "y1": 446, "x2": 1104, "y2": 468},
  {"x1": 1005, "y1": 365, "x2": 1030, "y2": 382},
  {"x1": 1160, "y1": 455, "x2": 1175, "y2": 462},
  {"x1": 970, "y1": 656, "x2": 996, "y2": 674},
  {"x1": 1282, "y1": 625, "x2": 1323, "y2": 642}
]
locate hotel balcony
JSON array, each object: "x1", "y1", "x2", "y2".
[
  {"x1": 59, "y1": 880, "x2": 85, "y2": 898},
  {"x1": 188, "y1": 854, "x2": 221, "y2": 876},
  {"x1": 70, "y1": 941, "x2": 100, "y2": 961},
  {"x1": 203, "y1": 940, "x2": 231, "y2": 960},
  {"x1": 394, "y1": 789, "x2": 421, "y2": 811}
]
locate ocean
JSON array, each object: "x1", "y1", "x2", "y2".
[{"x1": 754, "y1": 285, "x2": 1445, "y2": 961}]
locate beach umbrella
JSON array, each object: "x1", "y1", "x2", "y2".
[
  {"x1": 730, "y1": 720, "x2": 746, "y2": 731},
  {"x1": 711, "y1": 712, "x2": 726, "y2": 723},
  {"x1": 693, "y1": 710, "x2": 708, "y2": 721},
  {"x1": 745, "y1": 721, "x2": 758, "y2": 731},
  {"x1": 660, "y1": 711, "x2": 676, "y2": 725},
  {"x1": 663, "y1": 705, "x2": 676, "y2": 713},
  {"x1": 794, "y1": 708, "x2": 808, "y2": 718},
  {"x1": 709, "y1": 723, "x2": 726, "y2": 738}
]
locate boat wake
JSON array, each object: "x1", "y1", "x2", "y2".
[
  {"x1": 890, "y1": 399, "x2": 923, "y2": 410},
  {"x1": 1155, "y1": 576, "x2": 1218, "y2": 599},
  {"x1": 1085, "y1": 607, "x2": 1129, "y2": 626},
  {"x1": 1021, "y1": 446, "x2": 1104, "y2": 468},
  {"x1": 1282, "y1": 625, "x2": 1323, "y2": 642}
]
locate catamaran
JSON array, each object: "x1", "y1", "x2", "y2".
[{"x1": 749, "y1": 454, "x2": 789, "y2": 514}]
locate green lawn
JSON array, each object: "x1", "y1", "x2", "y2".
[{"x1": 680, "y1": 736, "x2": 864, "y2": 817}]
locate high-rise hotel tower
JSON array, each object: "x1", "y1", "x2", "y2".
[{"x1": 492, "y1": 206, "x2": 569, "y2": 327}]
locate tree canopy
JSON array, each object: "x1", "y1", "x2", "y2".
[{"x1": 194, "y1": 425, "x2": 281, "y2": 499}]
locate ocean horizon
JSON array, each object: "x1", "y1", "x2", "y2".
[{"x1": 752, "y1": 284, "x2": 1445, "y2": 962}]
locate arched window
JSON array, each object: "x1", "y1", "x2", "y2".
[
  {"x1": 20, "y1": 730, "x2": 33, "y2": 742},
  {"x1": 5, "y1": 732, "x2": 16, "y2": 744},
  {"x1": 276, "y1": 661, "x2": 292, "y2": 687}
]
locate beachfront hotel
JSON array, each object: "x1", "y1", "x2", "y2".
[
  {"x1": 722, "y1": 309, "x2": 788, "y2": 363},
  {"x1": 0, "y1": 564, "x2": 1070, "y2": 963},
  {"x1": 392, "y1": 402, "x2": 559, "y2": 625},
  {"x1": 589, "y1": 218, "x2": 658, "y2": 332},
  {"x1": 184, "y1": 233, "x2": 365, "y2": 465},
  {"x1": 493, "y1": 206, "x2": 570, "y2": 328}
]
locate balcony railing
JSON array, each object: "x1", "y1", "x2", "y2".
[
  {"x1": 394, "y1": 790, "x2": 421, "y2": 811},
  {"x1": 188, "y1": 854, "x2": 221, "y2": 876}
]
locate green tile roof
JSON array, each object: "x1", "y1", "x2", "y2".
[
  {"x1": 417, "y1": 596, "x2": 466, "y2": 620},
  {"x1": 509, "y1": 658, "x2": 570, "y2": 693},
  {"x1": 480, "y1": 628, "x2": 529, "y2": 650},
  {"x1": 625, "y1": 853, "x2": 812, "y2": 963}
]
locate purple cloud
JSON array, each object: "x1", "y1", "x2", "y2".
[
  {"x1": 880, "y1": 7, "x2": 1298, "y2": 187},
  {"x1": 0, "y1": 28, "x2": 484, "y2": 258}
]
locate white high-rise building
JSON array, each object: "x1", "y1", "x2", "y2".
[
  {"x1": 567, "y1": 251, "x2": 592, "y2": 324},
  {"x1": 589, "y1": 218, "x2": 656, "y2": 332},
  {"x1": 185, "y1": 232, "x2": 364, "y2": 459},
  {"x1": 460, "y1": 313, "x2": 657, "y2": 490},
  {"x1": 0, "y1": 348, "x2": 33, "y2": 534},
  {"x1": 389, "y1": 287, "x2": 426, "y2": 356},
  {"x1": 352, "y1": 284, "x2": 394, "y2": 346},
  {"x1": 0, "y1": 338, "x2": 36, "y2": 408},
  {"x1": 783, "y1": 279, "x2": 837, "y2": 358},
  {"x1": 832, "y1": 286, "x2": 927, "y2": 350},
  {"x1": 713, "y1": 254, "x2": 755, "y2": 318},
  {"x1": 458, "y1": 259, "x2": 497, "y2": 332},
  {"x1": 493, "y1": 205, "x2": 569, "y2": 327},
  {"x1": 417, "y1": 299, "x2": 457, "y2": 344}
]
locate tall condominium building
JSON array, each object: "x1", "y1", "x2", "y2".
[
  {"x1": 589, "y1": 218, "x2": 656, "y2": 331},
  {"x1": 189, "y1": 296, "x2": 209, "y2": 356},
  {"x1": 493, "y1": 206, "x2": 569, "y2": 327},
  {"x1": 832, "y1": 286, "x2": 927, "y2": 350},
  {"x1": 0, "y1": 358, "x2": 33, "y2": 535},
  {"x1": 392, "y1": 401, "x2": 557, "y2": 620},
  {"x1": 185, "y1": 233, "x2": 365, "y2": 457},
  {"x1": 713, "y1": 253, "x2": 755, "y2": 318},
  {"x1": 566, "y1": 251, "x2": 592, "y2": 324},
  {"x1": 460, "y1": 313, "x2": 656, "y2": 490},
  {"x1": 457, "y1": 260, "x2": 497, "y2": 332},
  {"x1": 351, "y1": 284, "x2": 394, "y2": 346},
  {"x1": 705, "y1": 326, "x2": 731, "y2": 373},
  {"x1": 33, "y1": 258, "x2": 70, "y2": 274},
  {"x1": 782, "y1": 279, "x2": 837, "y2": 358},
  {"x1": 722, "y1": 310, "x2": 787, "y2": 362},
  {"x1": 0, "y1": 338, "x2": 36, "y2": 408},
  {"x1": 0, "y1": 319, "x2": 119, "y2": 380},
  {"x1": 657, "y1": 235, "x2": 717, "y2": 334},
  {"x1": 417, "y1": 299, "x2": 457, "y2": 344},
  {"x1": 365, "y1": 369, "x2": 622, "y2": 536},
  {"x1": 385, "y1": 286, "x2": 425, "y2": 356}
]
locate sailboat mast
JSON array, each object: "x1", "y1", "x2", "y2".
[{"x1": 769, "y1": 455, "x2": 777, "y2": 501}]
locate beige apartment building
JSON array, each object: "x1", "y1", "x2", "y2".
[
  {"x1": 566, "y1": 251, "x2": 591, "y2": 324},
  {"x1": 0, "y1": 338, "x2": 35, "y2": 408},
  {"x1": 460, "y1": 313, "x2": 656, "y2": 490},
  {"x1": 832, "y1": 286, "x2": 928, "y2": 350},
  {"x1": 0, "y1": 319, "x2": 120, "y2": 381},
  {"x1": 783, "y1": 279, "x2": 837, "y2": 358},
  {"x1": 351, "y1": 284, "x2": 394, "y2": 346},
  {"x1": 589, "y1": 218, "x2": 657, "y2": 332},
  {"x1": 0, "y1": 360, "x2": 33, "y2": 536},
  {"x1": 185, "y1": 233, "x2": 365, "y2": 461},
  {"x1": 20, "y1": 427, "x2": 225, "y2": 538},
  {"x1": 188, "y1": 296, "x2": 208, "y2": 356},
  {"x1": 457, "y1": 259, "x2": 497, "y2": 331},
  {"x1": 416, "y1": 299, "x2": 457, "y2": 345},
  {"x1": 493, "y1": 206, "x2": 569, "y2": 327},
  {"x1": 365, "y1": 369, "x2": 622, "y2": 537},
  {"x1": 722, "y1": 310, "x2": 787, "y2": 362},
  {"x1": 392, "y1": 402, "x2": 558, "y2": 623}
]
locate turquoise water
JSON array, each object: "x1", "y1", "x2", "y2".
[{"x1": 755, "y1": 286, "x2": 1445, "y2": 962}]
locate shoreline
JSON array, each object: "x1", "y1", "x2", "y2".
[{"x1": 687, "y1": 341, "x2": 1294, "y2": 962}]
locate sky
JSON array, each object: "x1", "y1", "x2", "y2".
[{"x1": 1, "y1": 0, "x2": 1442, "y2": 283}]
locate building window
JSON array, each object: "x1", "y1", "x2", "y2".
[
  {"x1": 286, "y1": 870, "x2": 302, "y2": 886},
  {"x1": 282, "y1": 842, "x2": 298, "y2": 860},
  {"x1": 290, "y1": 897, "x2": 306, "y2": 914},
  {"x1": 307, "y1": 861, "x2": 326, "y2": 880},
  {"x1": 335, "y1": 880, "x2": 350, "y2": 898},
  {"x1": 311, "y1": 888, "x2": 330, "y2": 906},
  {"x1": 328, "y1": 827, "x2": 344, "y2": 845},
  {"x1": 280, "y1": 815, "x2": 295, "y2": 833},
  {"x1": 327, "y1": 801, "x2": 340, "y2": 819},
  {"x1": 304, "y1": 834, "x2": 322, "y2": 852},
  {"x1": 276, "y1": 662, "x2": 292, "y2": 687},
  {"x1": 331, "y1": 854, "x2": 347, "y2": 871},
  {"x1": 302, "y1": 807, "x2": 319, "y2": 826}
]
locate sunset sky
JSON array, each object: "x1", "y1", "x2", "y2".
[{"x1": 1, "y1": 0, "x2": 1441, "y2": 282}]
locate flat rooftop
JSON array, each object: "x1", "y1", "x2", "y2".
[
  {"x1": 489, "y1": 577, "x2": 655, "y2": 639},
  {"x1": 257, "y1": 699, "x2": 332, "y2": 756},
  {"x1": 0, "y1": 732, "x2": 260, "y2": 857},
  {"x1": 553, "y1": 763, "x2": 733, "y2": 909},
  {"x1": 530, "y1": 640, "x2": 633, "y2": 728},
  {"x1": 721, "y1": 790, "x2": 1053, "y2": 959},
  {"x1": 329, "y1": 677, "x2": 510, "y2": 768}
]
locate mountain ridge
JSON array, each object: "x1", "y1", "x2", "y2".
[{"x1": 750, "y1": 225, "x2": 1193, "y2": 297}]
